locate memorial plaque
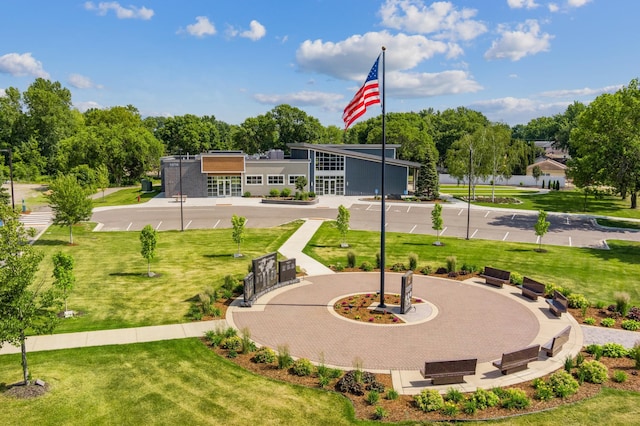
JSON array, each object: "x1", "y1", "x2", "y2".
[
  {"x1": 278, "y1": 258, "x2": 297, "y2": 283},
  {"x1": 243, "y1": 272, "x2": 254, "y2": 303},
  {"x1": 252, "y1": 252, "x2": 278, "y2": 294},
  {"x1": 400, "y1": 271, "x2": 413, "y2": 314}
]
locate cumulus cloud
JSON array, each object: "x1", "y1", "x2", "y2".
[
  {"x1": 507, "y1": 0, "x2": 539, "y2": 9},
  {"x1": 539, "y1": 85, "x2": 620, "y2": 98},
  {"x1": 470, "y1": 96, "x2": 570, "y2": 124},
  {"x1": 0, "y1": 88, "x2": 5, "y2": 97},
  {"x1": 484, "y1": 20, "x2": 553, "y2": 61},
  {"x1": 387, "y1": 69, "x2": 482, "y2": 98},
  {"x1": 567, "y1": 0, "x2": 591, "y2": 7},
  {"x1": 84, "y1": 1, "x2": 154, "y2": 20},
  {"x1": 68, "y1": 73, "x2": 103, "y2": 89},
  {"x1": 240, "y1": 20, "x2": 266, "y2": 41},
  {"x1": 548, "y1": 3, "x2": 560, "y2": 12},
  {"x1": 297, "y1": 31, "x2": 452, "y2": 80},
  {"x1": 0, "y1": 52, "x2": 49, "y2": 78},
  {"x1": 253, "y1": 91, "x2": 344, "y2": 108},
  {"x1": 379, "y1": 0, "x2": 487, "y2": 41},
  {"x1": 74, "y1": 100, "x2": 104, "y2": 112},
  {"x1": 180, "y1": 16, "x2": 216, "y2": 38}
]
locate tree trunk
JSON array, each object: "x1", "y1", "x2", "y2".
[
  {"x1": 69, "y1": 226, "x2": 74, "y2": 245},
  {"x1": 632, "y1": 192, "x2": 637, "y2": 209},
  {"x1": 21, "y1": 331, "x2": 29, "y2": 385}
]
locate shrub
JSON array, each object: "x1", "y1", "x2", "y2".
[
  {"x1": 291, "y1": 358, "x2": 314, "y2": 376},
  {"x1": 612, "y1": 370, "x2": 628, "y2": 383},
  {"x1": 223, "y1": 275, "x2": 236, "y2": 291},
  {"x1": 602, "y1": 343, "x2": 629, "y2": 358},
  {"x1": 576, "y1": 353, "x2": 585, "y2": 366},
  {"x1": 622, "y1": 319, "x2": 640, "y2": 331},
  {"x1": 595, "y1": 300, "x2": 607, "y2": 309},
  {"x1": 533, "y1": 381, "x2": 555, "y2": 401},
  {"x1": 510, "y1": 272, "x2": 523, "y2": 286},
  {"x1": 627, "y1": 307, "x2": 640, "y2": 321},
  {"x1": 308, "y1": 191, "x2": 316, "y2": 198},
  {"x1": 435, "y1": 266, "x2": 448, "y2": 274},
  {"x1": 444, "y1": 388, "x2": 464, "y2": 403},
  {"x1": 583, "y1": 317, "x2": 596, "y2": 325},
  {"x1": 240, "y1": 328, "x2": 255, "y2": 354},
  {"x1": 269, "y1": 188, "x2": 280, "y2": 197},
  {"x1": 420, "y1": 265, "x2": 432, "y2": 275},
  {"x1": 365, "y1": 390, "x2": 380, "y2": 405},
  {"x1": 334, "y1": 262, "x2": 344, "y2": 272},
  {"x1": 366, "y1": 381, "x2": 385, "y2": 393},
  {"x1": 579, "y1": 360, "x2": 608, "y2": 384},
  {"x1": 414, "y1": 389, "x2": 444, "y2": 412},
  {"x1": 375, "y1": 252, "x2": 381, "y2": 269},
  {"x1": 318, "y1": 375, "x2": 330, "y2": 388},
  {"x1": 360, "y1": 261, "x2": 374, "y2": 272},
  {"x1": 441, "y1": 401, "x2": 459, "y2": 417},
  {"x1": 564, "y1": 356, "x2": 574, "y2": 372},
  {"x1": 390, "y1": 262, "x2": 406, "y2": 272},
  {"x1": 614, "y1": 292, "x2": 631, "y2": 316},
  {"x1": 446, "y1": 256, "x2": 457, "y2": 273},
  {"x1": 277, "y1": 345, "x2": 293, "y2": 369},
  {"x1": 204, "y1": 329, "x2": 225, "y2": 348},
  {"x1": 243, "y1": 191, "x2": 251, "y2": 198},
  {"x1": 336, "y1": 370, "x2": 376, "y2": 395},
  {"x1": 408, "y1": 253, "x2": 418, "y2": 270},
  {"x1": 252, "y1": 347, "x2": 276, "y2": 364},
  {"x1": 601, "y1": 317, "x2": 616, "y2": 327},
  {"x1": 221, "y1": 336, "x2": 242, "y2": 351},
  {"x1": 500, "y1": 388, "x2": 531, "y2": 410},
  {"x1": 568, "y1": 293, "x2": 590, "y2": 309},
  {"x1": 469, "y1": 388, "x2": 499, "y2": 410},
  {"x1": 462, "y1": 399, "x2": 477, "y2": 415},
  {"x1": 280, "y1": 188, "x2": 291, "y2": 197},
  {"x1": 460, "y1": 263, "x2": 479, "y2": 274},
  {"x1": 373, "y1": 406, "x2": 388, "y2": 420},
  {"x1": 386, "y1": 389, "x2": 399, "y2": 400},
  {"x1": 187, "y1": 303, "x2": 203, "y2": 321},
  {"x1": 548, "y1": 370, "x2": 579, "y2": 398},
  {"x1": 346, "y1": 251, "x2": 356, "y2": 268}
]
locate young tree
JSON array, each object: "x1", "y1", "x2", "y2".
[
  {"x1": 96, "y1": 164, "x2": 110, "y2": 200},
  {"x1": 0, "y1": 206, "x2": 62, "y2": 384},
  {"x1": 431, "y1": 203, "x2": 444, "y2": 246},
  {"x1": 140, "y1": 224, "x2": 158, "y2": 277},
  {"x1": 532, "y1": 165, "x2": 542, "y2": 187},
  {"x1": 534, "y1": 210, "x2": 550, "y2": 251},
  {"x1": 47, "y1": 174, "x2": 93, "y2": 244},
  {"x1": 295, "y1": 176, "x2": 307, "y2": 193},
  {"x1": 231, "y1": 214, "x2": 247, "y2": 257},
  {"x1": 335, "y1": 204, "x2": 350, "y2": 247},
  {"x1": 52, "y1": 251, "x2": 75, "y2": 313}
]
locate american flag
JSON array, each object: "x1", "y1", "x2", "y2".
[{"x1": 342, "y1": 56, "x2": 381, "y2": 130}]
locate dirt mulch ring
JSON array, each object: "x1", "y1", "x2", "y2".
[
  {"x1": 3, "y1": 382, "x2": 50, "y2": 399},
  {"x1": 332, "y1": 293, "x2": 425, "y2": 324},
  {"x1": 207, "y1": 340, "x2": 640, "y2": 422}
]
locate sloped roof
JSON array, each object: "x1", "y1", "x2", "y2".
[{"x1": 288, "y1": 143, "x2": 421, "y2": 168}]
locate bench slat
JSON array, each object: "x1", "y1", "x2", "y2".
[
  {"x1": 493, "y1": 345, "x2": 540, "y2": 375},
  {"x1": 542, "y1": 326, "x2": 571, "y2": 357},
  {"x1": 421, "y1": 358, "x2": 477, "y2": 385}
]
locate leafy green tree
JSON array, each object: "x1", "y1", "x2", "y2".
[
  {"x1": 140, "y1": 224, "x2": 158, "y2": 277},
  {"x1": 532, "y1": 165, "x2": 542, "y2": 186},
  {"x1": 232, "y1": 115, "x2": 277, "y2": 154},
  {"x1": 534, "y1": 210, "x2": 550, "y2": 251},
  {"x1": 336, "y1": 205, "x2": 351, "y2": 247},
  {"x1": 96, "y1": 164, "x2": 110, "y2": 199},
  {"x1": 0, "y1": 206, "x2": 61, "y2": 384},
  {"x1": 47, "y1": 174, "x2": 93, "y2": 244},
  {"x1": 431, "y1": 203, "x2": 444, "y2": 245},
  {"x1": 268, "y1": 104, "x2": 324, "y2": 152},
  {"x1": 295, "y1": 176, "x2": 307, "y2": 193},
  {"x1": 231, "y1": 214, "x2": 247, "y2": 256},
  {"x1": 155, "y1": 114, "x2": 220, "y2": 154},
  {"x1": 431, "y1": 107, "x2": 489, "y2": 165},
  {"x1": 52, "y1": 251, "x2": 75, "y2": 312}
]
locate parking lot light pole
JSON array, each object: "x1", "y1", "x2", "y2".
[
  {"x1": 0, "y1": 147, "x2": 15, "y2": 210},
  {"x1": 466, "y1": 146, "x2": 472, "y2": 240},
  {"x1": 178, "y1": 150, "x2": 184, "y2": 232}
]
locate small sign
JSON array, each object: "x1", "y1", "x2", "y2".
[
  {"x1": 400, "y1": 271, "x2": 413, "y2": 314},
  {"x1": 278, "y1": 258, "x2": 296, "y2": 283},
  {"x1": 243, "y1": 272, "x2": 254, "y2": 303}
]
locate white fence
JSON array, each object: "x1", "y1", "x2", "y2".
[{"x1": 439, "y1": 174, "x2": 565, "y2": 188}]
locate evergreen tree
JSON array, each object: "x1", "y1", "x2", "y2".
[{"x1": 415, "y1": 148, "x2": 439, "y2": 200}]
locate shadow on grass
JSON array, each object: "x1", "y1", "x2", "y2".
[
  {"x1": 33, "y1": 239, "x2": 72, "y2": 246},
  {"x1": 203, "y1": 253, "x2": 237, "y2": 259},
  {"x1": 109, "y1": 272, "x2": 150, "y2": 277}
]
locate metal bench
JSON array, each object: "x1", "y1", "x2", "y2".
[
  {"x1": 521, "y1": 277, "x2": 546, "y2": 300},
  {"x1": 173, "y1": 194, "x2": 187, "y2": 203},
  {"x1": 492, "y1": 344, "x2": 540, "y2": 375},
  {"x1": 420, "y1": 358, "x2": 478, "y2": 385},
  {"x1": 479, "y1": 266, "x2": 511, "y2": 288},
  {"x1": 546, "y1": 290, "x2": 568, "y2": 317},
  {"x1": 541, "y1": 326, "x2": 571, "y2": 357}
]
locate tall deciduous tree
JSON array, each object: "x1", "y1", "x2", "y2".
[
  {"x1": 336, "y1": 205, "x2": 350, "y2": 247},
  {"x1": 532, "y1": 165, "x2": 542, "y2": 186},
  {"x1": 534, "y1": 210, "x2": 550, "y2": 251},
  {"x1": 231, "y1": 215, "x2": 246, "y2": 257},
  {"x1": 431, "y1": 203, "x2": 444, "y2": 246},
  {"x1": 52, "y1": 251, "x2": 75, "y2": 313},
  {"x1": 47, "y1": 174, "x2": 93, "y2": 244},
  {"x1": 140, "y1": 224, "x2": 158, "y2": 277},
  {"x1": 0, "y1": 206, "x2": 61, "y2": 384}
]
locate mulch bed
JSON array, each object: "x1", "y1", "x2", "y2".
[
  {"x1": 3, "y1": 382, "x2": 50, "y2": 399},
  {"x1": 332, "y1": 293, "x2": 425, "y2": 324}
]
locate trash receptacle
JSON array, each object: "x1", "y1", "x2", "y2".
[{"x1": 141, "y1": 179, "x2": 152, "y2": 192}]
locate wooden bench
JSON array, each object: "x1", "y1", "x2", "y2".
[
  {"x1": 492, "y1": 344, "x2": 540, "y2": 375},
  {"x1": 420, "y1": 358, "x2": 477, "y2": 385},
  {"x1": 542, "y1": 326, "x2": 571, "y2": 357},
  {"x1": 479, "y1": 266, "x2": 511, "y2": 288},
  {"x1": 546, "y1": 290, "x2": 568, "y2": 317},
  {"x1": 173, "y1": 194, "x2": 187, "y2": 203},
  {"x1": 521, "y1": 277, "x2": 546, "y2": 300}
]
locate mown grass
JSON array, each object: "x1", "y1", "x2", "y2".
[
  {"x1": 0, "y1": 339, "x2": 359, "y2": 426},
  {"x1": 91, "y1": 185, "x2": 161, "y2": 207},
  {"x1": 441, "y1": 184, "x2": 539, "y2": 197},
  {"x1": 34, "y1": 220, "x2": 302, "y2": 333},
  {"x1": 304, "y1": 222, "x2": 640, "y2": 305},
  {"x1": 596, "y1": 218, "x2": 640, "y2": 230}
]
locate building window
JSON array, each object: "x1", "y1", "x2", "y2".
[
  {"x1": 315, "y1": 152, "x2": 344, "y2": 171},
  {"x1": 245, "y1": 175, "x2": 263, "y2": 185},
  {"x1": 267, "y1": 175, "x2": 284, "y2": 185},
  {"x1": 288, "y1": 174, "x2": 305, "y2": 185},
  {"x1": 207, "y1": 175, "x2": 242, "y2": 197},
  {"x1": 314, "y1": 175, "x2": 344, "y2": 195}
]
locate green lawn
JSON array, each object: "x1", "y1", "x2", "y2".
[
  {"x1": 34, "y1": 220, "x2": 302, "y2": 333},
  {"x1": 304, "y1": 222, "x2": 640, "y2": 305},
  {"x1": 91, "y1": 185, "x2": 161, "y2": 207},
  {"x1": 440, "y1": 184, "x2": 540, "y2": 197}
]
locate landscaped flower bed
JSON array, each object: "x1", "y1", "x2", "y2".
[{"x1": 333, "y1": 293, "x2": 424, "y2": 324}]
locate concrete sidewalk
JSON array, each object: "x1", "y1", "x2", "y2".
[{"x1": 279, "y1": 218, "x2": 334, "y2": 276}]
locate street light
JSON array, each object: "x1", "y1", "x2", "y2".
[
  {"x1": 0, "y1": 147, "x2": 15, "y2": 210},
  {"x1": 178, "y1": 150, "x2": 184, "y2": 232},
  {"x1": 466, "y1": 146, "x2": 472, "y2": 240}
]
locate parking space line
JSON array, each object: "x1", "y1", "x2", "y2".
[
  {"x1": 126, "y1": 222, "x2": 132, "y2": 231},
  {"x1": 156, "y1": 221, "x2": 162, "y2": 230},
  {"x1": 502, "y1": 232, "x2": 509, "y2": 241},
  {"x1": 484, "y1": 211, "x2": 490, "y2": 218},
  {"x1": 470, "y1": 229, "x2": 478, "y2": 239},
  {"x1": 512, "y1": 213, "x2": 517, "y2": 220},
  {"x1": 441, "y1": 226, "x2": 447, "y2": 235},
  {"x1": 185, "y1": 220, "x2": 192, "y2": 230},
  {"x1": 536, "y1": 235, "x2": 540, "y2": 244},
  {"x1": 409, "y1": 225, "x2": 417, "y2": 233},
  {"x1": 385, "y1": 222, "x2": 388, "y2": 228},
  {"x1": 458, "y1": 209, "x2": 464, "y2": 216},
  {"x1": 366, "y1": 204, "x2": 372, "y2": 211},
  {"x1": 407, "y1": 206, "x2": 411, "y2": 213},
  {"x1": 386, "y1": 205, "x2": 391, "y2": 211},
  {"x1": 213, "y1": 219, "x2": 220, "y2": 229},
  {"x1": 566, "y1": 216, "x2": 570, "y2": 225},
  {"x1": 569, "y1": 237, "x2": 572, "y2": 247}
]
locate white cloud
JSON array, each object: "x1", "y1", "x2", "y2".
[
  {"x1": 0, "y1": 52, "x2": 49, "y2": 78},
  {"x1": 387, "y1": 69, "x2": 482, "y2": 98},
  {"x1": 240, "y1": 20, "x2": 266, "y2": 41},
  {"x1": 379, "y1": 0, "x2": 487, "y2": 41},
  {"x1": 539, "y1": 85, "x2": 621, "y2": 98},
  {"x1": 253, "y1": 91, "x2": 344, "y2": 108},
  {"x1": 548, "y1": 3, "x2": 560, "y2": 12},
  {"x1": 507, "y1": 0, "x2": 539, "y2": 9},
  {"x1": 0, "y1": 88, "x2": 5, "y2": 97},
  {"x1": 484, "y1": 20, "x2": 553, "y2": 61},
  {"x1": 470, "y1": 96, "x2": 570, "y2": 124},
  {"x1": 183, "y1": 16, "x2": 216, "y2": 38},
  {"x1": 297, "y1": 31, "x2": 452, "y2": 80},
  {"x1": 68, "y1": 73, "x2": 103, "y2": 89},
  {"x1": 567, "y1": 0, "x2": 591, "y2": 7},
  {"x1": 84, "y1": 2, "x2": 154, "y2": 20},
  {"x1": 73, "y1": 101, "x2": 103, "y2": 112}
]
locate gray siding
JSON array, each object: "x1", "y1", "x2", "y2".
[
  {"x1": 340, "y1": 146, "x2": 396, "y2": 158},
  {"x1": 161, "y1": 159, "x2": 207, "y2": 197},
  {"x1": 345, "y1": 157, "x2": 407, "y2": 196}
]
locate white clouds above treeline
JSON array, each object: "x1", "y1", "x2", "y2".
[
  {"x1": 0, "y1": 52, "x2": 49, "y2": 78},
  {"x1": 84, "y1": 2, "x2": 154, "y2": 20}
]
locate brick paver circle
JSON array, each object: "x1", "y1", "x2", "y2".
[{"x1": 230, "y1": 272, "x2": 540, "y2": 370}]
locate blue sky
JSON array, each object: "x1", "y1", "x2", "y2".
[{"x1": 0, "y1": 0, "x2": 637, "y2": 128}]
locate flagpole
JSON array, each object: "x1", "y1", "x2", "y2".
[{"x1": 378, "y1": 46, "x2": 387, "y2": 309}]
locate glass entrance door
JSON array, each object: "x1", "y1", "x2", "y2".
[
  {"x1": 324, "y1": 178, "x2": 336, "y2": 195},
  {"x1": 208, "y1": 176, "x2": 242, "y2": 197}
]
